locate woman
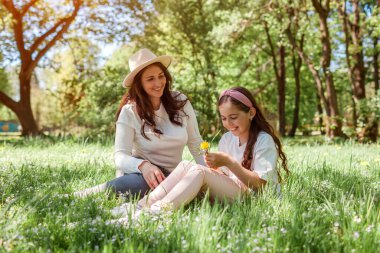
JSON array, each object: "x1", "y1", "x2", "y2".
[
  {"x1": 74, "y1": 48, "x2": 205, "y2": 198},
  {"x1": 121, "y1": 86, "x2": 289, "y2": 214}
]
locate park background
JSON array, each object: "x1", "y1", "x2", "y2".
[{"x1": 0, "y1": 0, "x2": 379, "y2": 252}]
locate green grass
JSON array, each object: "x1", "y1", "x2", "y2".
[{"x1": 0, "y1": 137, "x2": 379, "y2": 252}]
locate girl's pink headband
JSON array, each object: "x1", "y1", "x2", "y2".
[{"x1": 219, "y1": 89, "x2": 253, "y2": 108}]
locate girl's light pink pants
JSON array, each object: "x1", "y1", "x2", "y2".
[{"x1": 138, "y1": 161, "x2": 248, "y2": 210}]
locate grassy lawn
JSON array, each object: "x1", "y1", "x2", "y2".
[{"x1": 0, "y1": 137, "x2": 379, "y2": 252}]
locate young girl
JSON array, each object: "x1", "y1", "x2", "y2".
[{"x1": 114, "y1": 86, "x2": 289, "y2": 216}]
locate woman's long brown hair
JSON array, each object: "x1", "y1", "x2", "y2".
[
  {"x1": 116, "y1": 62, "x2": 188, "y2": 140},
  {"x1": 218, "y1": 87, "x2": 289, "y2": 182}
]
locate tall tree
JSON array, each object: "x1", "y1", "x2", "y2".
[
  {"x1": 263, "y1": 20, "x2": 287, "y2": 136},
  {"x1": 288, "y1": 35, "x2": 304, "y2": 137},
  {"x1": 338, "y1": 0, "x2": 366, "y2": 130},
  {"x1": 338, "y1": 0, "x2": 366, "y2": 101},
  {"x1": 0, "y1": 0, "x2": 140, "y2": 135},
  {"x1": 338, "y1": 0, "x2": 380, "y2": 141},
  {"x1": 0, "y1": 0, "x2": 82, "y2": 135},
  {"x1": 285, "y1": 0, "x2": 345, "y2": 138}
]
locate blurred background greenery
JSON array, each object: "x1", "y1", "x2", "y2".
[{"x1": 0, "y1": 0, "x2": 379, "y2": 142}]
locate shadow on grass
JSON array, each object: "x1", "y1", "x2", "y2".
[{"x1": 0, "y1": 134, "x2": 115, "y2": 147}]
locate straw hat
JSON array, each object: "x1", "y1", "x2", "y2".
[{"x1": 122, "y1": 48, "x2": 172, "y2": 87}]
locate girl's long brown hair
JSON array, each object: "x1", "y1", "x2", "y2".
[
  {"x1": 218, "y1": 86, "x2": 289, "y2": 182},
  {"x1": 116, "y1": 62, "x2": 188, "y2": 140}
]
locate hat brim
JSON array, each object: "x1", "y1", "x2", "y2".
[{"x1": 122, "y1": 55, "x2": 172, "y2": 88}]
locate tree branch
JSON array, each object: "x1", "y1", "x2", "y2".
[
  {"x1": 311, "y1": 0, "x2": 328, "y2": 18},
  {"x1": 337, "y1": 1, "x2": 352, "y2": 71},
  {"x1": 29, "y1": 17, "x2": 68, "y2": 53},
  {"x1": 21, "y1": 0, "x2": 39, "y2": 16},
  {"x1": 263, "y1": 21, "x2": 279, "y2": 80},
  {"x1": 1, "y1": 0, "x2": 27, "y2": 58},
  {"x1": 29, "y1": 0, "x2": 82, "y2": 72},
  {"x1": 0, "y1": 90, "x2": 18, "y2": 112},
  {"x1": 236, "y1": 45, "x2": 272, "y2": 80},
  {"x1": 252, "y1": 79, "x2": 274, "y2": 96},
  {"x1": 285, "y1": 26, "x2": 329, "y2": 114}
]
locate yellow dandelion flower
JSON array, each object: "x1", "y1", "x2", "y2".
[
  {"x1": 360, "y1": 161, "x2": 369, "y2": 166},
  {"x1": 200, "y1": 141, "x2": 210, "y2": 153}
]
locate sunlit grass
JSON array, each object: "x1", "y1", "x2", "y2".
[{"x1": 0, "y1": 138, "x2": 379, "y2": 252}]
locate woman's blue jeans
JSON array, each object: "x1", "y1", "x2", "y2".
[{"x1": 106, "y1": 169, "x2": 171, "y2": 199}]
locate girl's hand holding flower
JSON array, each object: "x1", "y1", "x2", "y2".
[{"x1": 204, "y1": 152, "x2": 233, "y2": 169}]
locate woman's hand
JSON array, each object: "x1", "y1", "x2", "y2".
[
  {"x1": 204, "y1": 152, "x2": 233, "y2": 169},
  {"x1": 139, "y1": 161, "x2": 166, "y2": 189}
]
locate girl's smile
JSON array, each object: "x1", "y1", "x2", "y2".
[{"x1": 219, "y1": 101, "x2": 254, "y2": 144}]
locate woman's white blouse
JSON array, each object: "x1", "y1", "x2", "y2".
[{"x1": 114, "y1": 94, "x2": 205, "y2": 174}]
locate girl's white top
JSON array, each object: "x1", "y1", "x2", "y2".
[
  {"x1": 218, "y1": 131, "x2": 280, "y2": 192},
  {"x1": 114, "y1": 93, "x2": 205, "y2": 174}
]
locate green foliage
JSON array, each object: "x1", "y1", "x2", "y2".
[
  {"x1": 0, "y1": 140, "x2": 379, "y2": 251},
  {"x1": 76, "y1": 66, "x2": 125, "y2": 136},
  {"x1": 357, "y1": 90, "x2": 380, "y2": 129},
  {"x1": 2, "y1": 0, "x2": 379, "y2": 139},
  {"x1": 0, "y1": 52, "x2": 14, "y2": 121}
]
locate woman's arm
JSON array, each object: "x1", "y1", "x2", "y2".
[
  {"x1": 114, "y1": 106, "x2": 145, "y2": 174},
  {"x1": 114, "y1": 106, "x2": 166, "y2": 188}
]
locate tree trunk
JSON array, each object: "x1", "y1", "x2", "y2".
[
  {"x1": 14, "y1": 101, "x2": 40, "y2": 136},
  {"x1": 288, "y1": 45, "x2": 302, "y2": 137},
  {"x1": 314, "y1": 0, "x2": 344, "y2": 138},
  {"x1": 350, "y1": 0, "x2": 366, "y2": 100},
  {"x1": 264, "y1": 22, "x2": 286, "y2": 136},
  {"x1": 325, "y1": 73, "x2": 344, "y2": 137},
  {"x1": 374, "y1": 37, "x2": 379, "y2": 91},
  {"x1": 0, "y1": 0, "x2": 82, "y2": 136},
  {"x1": 278, "y1": 45, "x2": 286, "y2": 136},
  {"x1": 351, "y1": 95, "x2": 358, "y2": 129},
  {"x1": 362, "y1": 37, "x2": 379, "y2": 142},
  {"x1": 316, "y1": 93, "x2": 325, "y2": 135},
  {"x1": 16, "y1": 72, "x2": 40, "y2": 135}
]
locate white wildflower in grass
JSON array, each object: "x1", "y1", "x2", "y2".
[
  {"x1": 353, "y1": 216, "x2": 361, "y2": 223},
  {"x1": 366, "y1": 225, "x2": 374, "y2": 233},
  {"x1": 252, "y1": 246, "x2": 261, "y2": 252},
  {"x1": 353, "y1": 231, "x2": 360, "y2": 239},
  {"x1": 280, "y1": 228, "x2": 287, "y2": 234}
]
